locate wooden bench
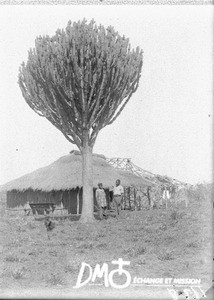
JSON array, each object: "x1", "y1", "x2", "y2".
[{"x1": 29, "y1": 203, "x2": 56, "y2": 215}]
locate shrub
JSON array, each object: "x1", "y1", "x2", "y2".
[
  {"x1": 12, "y1": 266, "x2": 25, "y2": 279},
  {"x1": 96, "y1": 243, "x2": 108, "y2": 249},
  {"x1": 76, "y1": 242, "x2": 93, "y2": 251},
  {"x1": 28, "y1": 223, "x2": 37, "y2": 229},
  {"x1": 135, "y1": 246, "x2": 146, "y2": 256},
  {"x1": 95, "y1": 232, "x2": 105, "y2": 240},
  {"x1": 122, "y1": 248, "x2": 135, "y2": 257},
  {"x1": 5, "y1": 254, "x2": 20, "y2": 262},
  {"x1": 46, "y1": 273, "x2": 64, "y2": 286},
  {"x1": 49, "y1": 250, "x2": 58, "y2": 257},
  {"x1": 158, "y1": 251, "x2": 174, "y2": 261},
  {"x1": 164, "y1": 235, "x2": 175, "y2": 243},
  {"x1": 170, "y1": 210, "x2": 181, "y2": 221},
  {"x1": 64, "y1": 264, "x2": 78, "y2": 273},
  {"x1": 135, "y1": 257, "x2": 146, "y2": 265},
  {"x1": 191, "y1": 183, "x2": 212, "y2": 202},
  {"x1": 75, "y1": 236, "x2": 84, "y2": 241},
  {"x1": 85, "y1": 243, "x2": 93, "y2": 249},
  {"x1": 144, "y1": 238, "x2": 152, "y2": 243},
  {"x1": 159, "y1": 223, "x2": 167, "y2": 231},
  {"x1": 186, "y1": 241, "x2": 201, "y2": 248},
  {"x1": 132, "y1": 237, "x2": 138, "y2": 242}
]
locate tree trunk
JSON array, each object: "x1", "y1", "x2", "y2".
[{"x1": 79, "y1": 138, "x2": 95, "y2": 223}]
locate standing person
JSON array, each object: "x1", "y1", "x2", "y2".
[
  {"x1": 147, "y1": 186, "x2": 157, "y2": 209},
  {"x1": 113, "y1": 179, "x2": 124, "y2": 218},
  {"x1": 109, "y1": 186, "x2": 114, "y2": 210},
  {"x1": 95, "y1": 183, "x2": 107, "y2": 220},
  {"x1": 162, "y1": 185, "x2": 170, "y2": 208},
  {"x1": 147, "y1": 186, "x2": 152, "y2": 209}
]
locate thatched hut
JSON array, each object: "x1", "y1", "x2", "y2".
[{"x1": 3, "y1": 150, "x2": 153, "y2": 214}]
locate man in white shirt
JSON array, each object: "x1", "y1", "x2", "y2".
[
  {"x1": 113, "y1": 179, "x2": 124, "y2": 218},
  {"x1": 162, "y1": 185, "x2": 171, "y2": 208}
]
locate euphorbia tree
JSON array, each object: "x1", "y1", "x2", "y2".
[{"x1": 18, "y1": 19, "x2": 143, "y2": 223}]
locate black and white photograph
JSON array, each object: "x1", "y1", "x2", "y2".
[{"x1": 0, "y1": 1, "x2": 213, "y2": 299}]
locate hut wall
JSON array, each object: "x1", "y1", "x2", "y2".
[
  {"x1": 106, "y1": 189, "x2": 111, "y2": 209},
  {"x1": 7, "y1": 191, "x2": 16, "y2": 208},
  {"x1": 62, "y1": 189, "x2": 78, "y2": 214},
  {"x1": 7, "y1": 187, "x2": 111, "y2": 214},
  {"x1": 78, "y1": 188, "x2": 83, "y2": 214},
  {"x1": 71, "y1": 188, "x2": 107, "y2": 214},
  {"x1": 50, "y1": 190, "x2": 63, "y2": 206},
  {"x1": 93, "y1": 188, "x2": 97, "y2": 211},
  {"x1": 7, "y1": 190, "x2": 28, "y2": 208},
  {"x1": 70, "y1": 190, "x2": 77, "y2": 214},
  {"x1": 27, "y1": 190, "x2": 37, "y2": 203},
  {"x1": 62, "y1": 190, "x2": 69, "y2": 212},
  {"x1": 36, "y1": 191, "x2": 50, "y2": 203}
]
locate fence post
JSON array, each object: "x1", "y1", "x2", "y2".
[
  {"x1": 127, "y1": 187, "x2": 131, "y2": 210},
  {"x1": 124, "y1": 188, "x2": 127, "y2": 210},
  {"x1": 134, "y1": 188, "x2": 137, "y2": 210},
  {"x1": 185, "y1": 190, "x2": 188, "y2": 208}
]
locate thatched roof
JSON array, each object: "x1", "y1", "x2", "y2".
[{"x1": 2, "y1": 150, "x2": 153, "y2": 192}]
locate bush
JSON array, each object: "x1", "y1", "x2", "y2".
[
  {"x1": 135, "y1": 246, "x2": 146, "y2": 256},
  {"x1": 12, "y1": 266, "x2": 25, "y2": 279},
  {"x1": 122, "y1": 247, "x2": 136, "y2": 257},
  {"x1": 186, "y1": 241, "x2": 201, "y2": 248},
  {"x1": 95, "y1": 232, "x2": 105, "y2": 240},
  {"x1": 170, "y1": 210, "x2": 182, "y2": 221},
  {"x1": 159, "y1": 223, "x2": 167, "y2": 231},
  {"x1": 192, "y1": 183, "x2": 212, "y2": 202},
  {"x1": 135, "y1": 257, "x2": 146, "y2": 265},
  {"x1": 75, "y1": 236, "x2": 84, "y2": 241},
  {"x1": 28, "y1": 223, "x2": 37, "y2": 230},
  {"x1": 5, "y1": 254, "x2": 20, "y2": 262},
  {"x1": 132, "y1": 237, "x2": 139, "y2": 242},
  {"x1": 96, "y1": 243, "x2": 108, "y2": 249},
  {"x1": 64, "y1": 264, "x2": 79, "y2": 273},
  {"x1": 158, "y1": 251, "x2": 174, "y2": 261},
  {"x1": 46, "y1": 273, "x2": 64, "y2": 286}
]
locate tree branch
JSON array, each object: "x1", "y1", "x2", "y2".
[{"x1": 18, "y1": 20, "x2": 143, "y2": 153}]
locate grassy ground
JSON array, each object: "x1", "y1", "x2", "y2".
[{"x1": 0, "y1": 185, "x2": 212, "y2": 299}]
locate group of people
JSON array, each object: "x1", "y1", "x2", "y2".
[
  {"x1": 95, "y1": 179, "x2": 124, "y2": 220},
  {"x1": 147, "y1": 184, "x2": 175, "y2": 209},
  {"x1": 96, "y1": 180, "x2": 177, "y2": 219}
]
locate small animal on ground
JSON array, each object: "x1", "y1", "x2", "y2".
[{"x1": 44, "y1": 217, "x2": 55, "y2": 239}]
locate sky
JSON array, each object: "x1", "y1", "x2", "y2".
[{"x1": 0, "y1": 5, "x2": 213, "y2": 185}]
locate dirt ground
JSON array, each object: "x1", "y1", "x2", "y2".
[{"x1": 0, "y1": 186, "x2": 212, "y2": 299}]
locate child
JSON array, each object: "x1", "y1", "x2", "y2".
[{"x1": 95, "y1": 183, "x2": 107, "y2": 220}]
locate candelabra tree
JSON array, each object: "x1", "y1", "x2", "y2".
[{"x1": 18, "y1": 19, "x2": 143, "y2": 223}]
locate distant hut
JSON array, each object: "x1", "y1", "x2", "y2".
[{"x1": 2, "y1": 150, "x2": 153, "y2": 214}]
